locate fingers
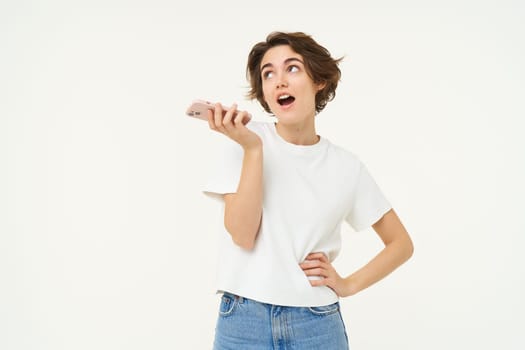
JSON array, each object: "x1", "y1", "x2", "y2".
[
  {"x1": 213, "y1": 103, "x2": 227, "y2": 132},
  {"x1": 234, "y1": 110, "x2": 251, "y2": 126},
  {"x1": 207, "y1": 109, "x2": 215, "y2": 130},
  {"x1": 206, "y1": 102, "x2": 260, "y2": 149},
  {"x1": 222, "y1": 103, "x2": 237, "y2": 133},
  {"x1": 300, "y1": 260, "x2": 325, "y2": 281},
  {"x1": 224, "y1": 104, "x2": 251, "y2": 129},
  {"x1": 302, "y1": 267, "x2": 327, "y2": 278},
  {"x1": 305, "y1": 252, "x2": 328, "y2": 262},
  {"x1": 208, "y1": 102, "x2": 249, "y2": 134},
  {"x1": 300, "y1": 253, "x2": 334, "y2": 284},
  {"x1": 300, "y1": 253, "x2": 345, "y2": 295},
  {"x1": 300, "y1": 259, "x2": 329, "y2": 274},
  {"x1": 301, "y1": 262, "x2": 336, "y2": 289}
]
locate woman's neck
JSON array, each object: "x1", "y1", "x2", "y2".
[{"x1": 274, "y1": 120, "x2": 320, "y2": 146}]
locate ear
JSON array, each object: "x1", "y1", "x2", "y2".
[{"x1": 316, "y1": 81, "x2": 326, "y2": 91}]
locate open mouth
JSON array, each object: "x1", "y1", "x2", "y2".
[{"x1": 277, "y1": 94, "x2": 295, "y2": 106}]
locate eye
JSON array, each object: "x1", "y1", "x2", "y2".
[
  {"x1": 288, "y1": 65, "x2": 299, "y2": 73},
  {"x1": 262, "y1": 70, "x2": 274, "y2": 79}
]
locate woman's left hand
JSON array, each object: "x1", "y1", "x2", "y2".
[{"x1": 299, "y1": 252, "x2": 349, "y2": 297}]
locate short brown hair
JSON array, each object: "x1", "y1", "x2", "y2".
[{"x1": 246, "y1": 32, "x2": 343, "y2": 114}]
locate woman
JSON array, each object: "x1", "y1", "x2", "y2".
[{"x1": 203, "y1": 31, "x2": 414, "y2": 349}]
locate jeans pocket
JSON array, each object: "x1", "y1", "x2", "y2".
[
  {"x1": 308, "y1": 302, "x2": 340, "y2": 316},
  {"x1": 219, "y1": 293, "x2": 238, "y2": 317}
]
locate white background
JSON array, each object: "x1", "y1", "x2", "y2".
[{"x1": 1, "y1": 0, "x2": 524, "y2": 349}]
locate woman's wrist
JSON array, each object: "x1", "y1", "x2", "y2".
[
  {"x1": 243, "y1": 142, "x2": 263, "y2": 154},
  {"x1": 342, "y1": 275, "x2": 360, "y2": 297}
]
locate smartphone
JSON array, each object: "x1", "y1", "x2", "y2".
[{"x1": 185, "y1": 99, "x2": 251, "y2": 124}]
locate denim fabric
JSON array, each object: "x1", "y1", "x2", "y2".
[{"x1": 213, "y1": 292, "x2": 349, "y2": 349}]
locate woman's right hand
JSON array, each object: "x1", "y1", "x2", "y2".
[{"x1": 207, "y1": 103, "x2": 262, "y2": 151}]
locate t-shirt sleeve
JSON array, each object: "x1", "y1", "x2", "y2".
[
  {"x1": 345, "y1": 163, "x2": 392, "y2": 231},
  {"x1": 202, "y1": 138, "x2": 244, "y2": 201}
]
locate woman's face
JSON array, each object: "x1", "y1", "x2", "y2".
[{"x1": 260, "y1": 45, "x2": 323, "y2": 123}]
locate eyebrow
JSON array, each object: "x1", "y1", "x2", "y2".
[{"x1": 260, "y1": 57, "x2": 304, "y2": 72}]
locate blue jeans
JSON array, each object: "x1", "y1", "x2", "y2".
[{"x1": 213, "y1": 292, "x2": 349, "y2": 349}]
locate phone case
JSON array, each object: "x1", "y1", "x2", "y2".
[
  {"x1": 185, "y1": 100, "x2": 222, "y2": 120},
  {"x1": 185, "y1": 99, "x2": 252, "y2": 124}
]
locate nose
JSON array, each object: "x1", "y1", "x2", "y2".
[{"x1": 276, "y1": 74, "x2": 288, "y2": 89}]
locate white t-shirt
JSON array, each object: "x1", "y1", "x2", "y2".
[{"x1": 203, "y1": 121, "x2": 391, "y2": 307}]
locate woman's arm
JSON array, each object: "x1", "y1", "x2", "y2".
[
  {"x1": 301, "y1": 209, "x2": 414, "y2": 296},
  {"x1": 223, "y1": 148, "x2": 263, "y2": 250},
  {"x1": 208, "y1": 103, "x2": 263, "y2": 250},
  {"x1": 344, "y1": 209, "x2": 414, "y2": 295}
]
